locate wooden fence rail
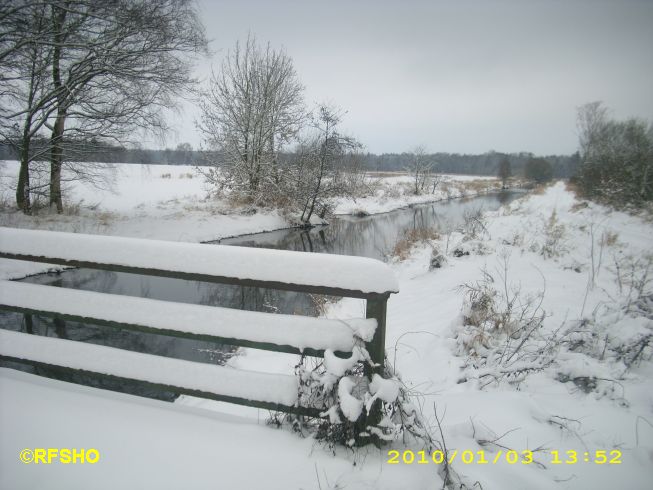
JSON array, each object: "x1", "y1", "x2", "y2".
[{"x1": 0, "y1": 228, "x2": 398, "y2": 420}]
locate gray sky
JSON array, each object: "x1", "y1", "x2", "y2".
[{"x1": 165, "y1": 0, "x2": 653, "y2": 155}]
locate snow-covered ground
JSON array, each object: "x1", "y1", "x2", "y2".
[
  {"x1": 325, "y1": 182, "x2": 653, "y2": 488},
  {"x1": 0, "y1": 368, "x2": 432, "y2": 490},
  {"x1": 182, "y1": 182, "x2": 653, "y2": 488},
  {"x1": 2, "y1": 167, "x2": 651, "y2": 489}
]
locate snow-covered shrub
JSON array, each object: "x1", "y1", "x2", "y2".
[
  {"x1": 285, "y1": 335, "x2": 433, "y2": 449},
  {"x1": 540, "y1": 209, "x2": 567, "y2": 259},
  {"x1": 379, "y1": 181, "x2": 402, "y2": 201},
  {"x1": 453, "y1": 264, "x2": 558, "y2": 387},
  {"x1": 565, "y1": 254, "x2": 653, "y2": 371},
  {"x1": 450, "y1": 235, "x2": 492, "y2": 257},
  {"x1": 429, "y1": 246, "x2": 447, "y2": 269},
  {"x1": 442, "y1": 208, "x2": 494, "y2": 258},
  {"x1": 439, "y1": 181, "x2": 453, "y2": 199},
  {"x1": 459, "y1": 208, "x2": 489, "y2": 240},
  {"x1": 501, "y1": 230, "x2": 524, "y2": 247}
]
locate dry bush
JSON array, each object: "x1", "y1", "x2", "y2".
[
  {"x1": 391, "y1": 227, "x2": 440, "y2": 260},
  {"x1": 454, "y1": 258, "x2": 557, "y2": 388},
  {"x1": 601, "y1": 230, "x2": 619, "y2": 247},
  {"x1": 439, "y1": 181, "x2": 453, "y2": 198},
  {"x1": 570, "y1": 201, "x2": 589, "y2": 212},
  {"x1": 160, "y1": 173, "x2": 172, "y2": 179},
  {"x1": 462, "y1": 179, "x2": 495, "y2": 194},
  {"x1": 459, "y1": 208, "x2": 489, "y2": 240},
  {"x1": 381, "y1": 182, "x2": 402, "y2": 200},
  {"x1": 565, "y1": 180, "x2": 581, "y2": 195},
  {"x1": 540, "y1": 209, "x2": 567, "y2": 258},
  {"x1": 97, "y1": 211, "x2": 114, "y2": 227},
  {"x1": 309, "y1": 294, "x2": 339, "y2": 316},
  {"x1": 224, "y1": 190, "x2": 256, "y2": 208},
  {"x1": 63, "y1": 200, "x2": 82, "y2": 216}
]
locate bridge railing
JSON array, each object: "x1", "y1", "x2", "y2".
[{"x1": 0, "y1": 227, "x2": 398, "y2": 419}]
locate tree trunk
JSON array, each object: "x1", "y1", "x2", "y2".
[
  {"x1": 49, "y1": 4, "x2": 66, "y2": 214},
  {"x1": 49, "y1": 111, "x2": 65, "y2": 213},
  {"x1": 16, "y1": 137, "x2": 32, "y2": 214}
]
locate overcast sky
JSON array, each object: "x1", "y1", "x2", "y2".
[{"x1": 165, "y1": 0, "x2": 653, "y2": 155}]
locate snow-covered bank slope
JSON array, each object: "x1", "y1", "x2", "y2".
[
  {"x1": 326, "y1": 181, "x2": 653, "y2": 489},
  {"x1": 332, "y1": 174, "x2": 501, "y2": 215}
]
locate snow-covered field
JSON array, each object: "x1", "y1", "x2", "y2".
[
  {"x1": 1, "y1": 166, "x2": 652, "y2": 489},
  {"x1": 0, "y1": 161, "x2": 290, "y2": 243},
  {"x1": 0, "y1": 162, "x2": 498, "y2": 240}
]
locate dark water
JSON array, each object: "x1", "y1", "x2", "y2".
[{"x1": 0, "y1": 192, "x2": 518, "y2": 398}]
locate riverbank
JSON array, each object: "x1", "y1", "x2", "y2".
[
  {"x1": 323, "y1": 181, "x2": 653, "y2": 488},
  {"x1": 332, "y1": 173, "x2": 501, "y2": 215},
  {"x1": 0, "y1": 161, "x2": 500, "y2": 279}
]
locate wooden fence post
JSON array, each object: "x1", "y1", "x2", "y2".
[
  {"x1": 365, "y1": 295, "x2": 388, "y2": 376},
  {"x1": 363, "y1": 294, "x2": 388, "y2": 439}
]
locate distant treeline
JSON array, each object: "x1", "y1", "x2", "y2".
[
  {"x1": 0, "y1": 140, "x2": 198, "y2": 166},
  {"x1": 358, "y1": 152, "x2": 580, "y2": 178},
  {"x1": 0, "y1": 141, "x2": 579, "y2": 178}
]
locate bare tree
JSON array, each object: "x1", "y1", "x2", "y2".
[
  {"x1": 0, "y1": 1, "x2": 58, "y2": 212},
  {"x1": 498, "y1": 156, "x2": 512, "y2": 188},
  {"x1": 577, "y1": 101, "x2": 609, "y2": 160},
  {"x1": 406, "y1": 145, "x2": 433, "y2": 195},
  {"x1": 1, "y1": 0, "x2": 208, "y2": 213},
  {"x1": 47, "y1": 0, "x2": 208, "y2": 212},
  {"x1": 289, "y1": 104, "x2": 360, "y2": 224},
  {"x1": 197, "y1": 36, "x2": 305, "y2": 200}
]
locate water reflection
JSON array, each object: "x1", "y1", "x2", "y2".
[
  {"x1": 0, "y1": 192, "x2": 518, "y2": 398},
  {"x1": 218, "y1": 193, "x2": 515, "y2": 258}
]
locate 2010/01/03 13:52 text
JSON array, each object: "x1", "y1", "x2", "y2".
[{"x1": 386, "y1": 449, "x2": 622, "y2": 465}]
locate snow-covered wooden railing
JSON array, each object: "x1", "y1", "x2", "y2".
[{"x1": 0, "y1": 227, "x2": 399, "y2": 417}]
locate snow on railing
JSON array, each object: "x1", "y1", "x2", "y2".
[
  {"x1": 0, "y1": 227, "x2": 399, "y2": 298},
  {"x1": 0, "y1": 227, "x2": 398, "y2": 417}
]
